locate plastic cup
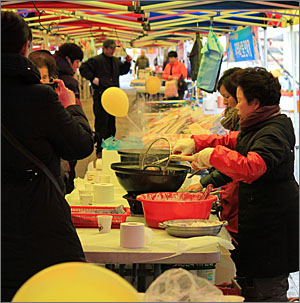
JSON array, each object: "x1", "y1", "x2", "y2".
[{"x1": 97, "y1": 215, "x2": 113, "y2": 234}]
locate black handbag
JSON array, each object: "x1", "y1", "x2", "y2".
[
  {"x1": 178, "y1": 75, "x2": 188, "y2": 91},
  {"x1": 2, "y1": 123, "x2": 64, "y2": 197}
]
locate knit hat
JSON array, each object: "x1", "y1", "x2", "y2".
[{"x1": 103, "y1": 39, "x2": 119, "y2": 48}]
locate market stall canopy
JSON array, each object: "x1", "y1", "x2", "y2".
[{"x1": 2, "y1": 1, "x2": 299, "y2": 49}]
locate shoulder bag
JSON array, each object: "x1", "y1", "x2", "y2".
[
  {"x1": 178, "y1": 75, "x2": 188, "y2": 91},
  {"x1": 2, "y1": 123, "x2": 64, "y2": 197}
]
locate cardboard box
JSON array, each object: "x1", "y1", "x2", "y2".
[{"x1": 215, "y1": 246, "x2": 236, "y2": 284}]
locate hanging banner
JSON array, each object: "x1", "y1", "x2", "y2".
[{"x1": 227, "y1": 27, "x2": 260, "y2": 62}]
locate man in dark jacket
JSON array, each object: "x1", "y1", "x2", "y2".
[
  {"x1": 1, "y1": 11, "x2": 94, "y2": 301},
  {"x1": 79, "y1": 39, "x2": 132, "y2": 158},
  {"x1": 54, "y1": 43, "x2": 84, "y2": 193},
  {"x1": 134, "y1": 49, "x2": 149, "y2": 78}
]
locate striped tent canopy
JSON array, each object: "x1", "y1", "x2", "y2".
[{"x1": 2, "y1": 1, "x2": 299, "y2": 48}]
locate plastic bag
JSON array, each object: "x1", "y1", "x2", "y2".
[
  {"x1": 197, "y1": 27, "x2": 224, "y2": 93},
  {"x1": 165, "y1": 80, "x2": 178, "y2": 97},
  {"x1": 101, "y1": 136, "x2": 121, "y2": 150},
  {"x1": 144, "y1": 268, "x2": 225, "y2": 302},
  {"x1": 101, "y1": 136, "x2": 144, "y2": 151}
]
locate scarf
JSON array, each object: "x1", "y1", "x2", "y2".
[
  {"x1": 220, "y1": 107, "x2": 240, "y2": 131},
  {"x1": 239, "y1": 105, "x2": 281, "y2": 130}
]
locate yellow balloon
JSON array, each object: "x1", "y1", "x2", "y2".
[
  {"x1": 101, "y1": 87, "x2": 129, "y2": 117},
  {"x1": 145, "y1": 76, "x2": 161, "y2": 94},
  {"x1": 12, "y1": 262, "x2": 141, "y2": 302}
]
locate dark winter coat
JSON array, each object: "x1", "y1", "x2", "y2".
[
  {"x1": 134, "y1": 55, "x2": 149, "y2": 72},
  {"x1": 1, "y1": 53, "x2": 94, "y2": 301},
  {"x1": 194, "y1": 113, "x2": 299, "y2": 278},
  {"x1": 55, "y1": 53, "x2": 80, "y2": 100},
  {"x1": 236, "y1": 114, "x2": 299, "y2": 278},
  {"x1": 79, "y1": 53, "x2": 131, "y2": 94},
  {"x1": 189, "y1": 32, "x2": 203, "y2": 81}
]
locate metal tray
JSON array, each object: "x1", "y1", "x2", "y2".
[{"x1": 158, "y1": 219, "x2": 228, "y2": 238}]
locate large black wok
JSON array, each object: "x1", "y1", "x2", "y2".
[{"x1": 111, "y1": 162, "x2": 191, "y2": 195}]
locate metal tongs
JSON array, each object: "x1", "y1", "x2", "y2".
[{"x1": 151, "y1": 154, "x2": 194, "y2": 166}]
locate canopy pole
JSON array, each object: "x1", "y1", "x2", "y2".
[
  {"x1": 42, "y1": 31, "x2": 49, "y2": 50},
  {"x1": 263, "y1": 27, "x2": 268, "y2": 70},
  {"x1": 289, "y1": 22, "x2": 299, "y2": 182}
]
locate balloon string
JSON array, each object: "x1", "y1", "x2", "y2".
[{"x1": 126, "y1": 116, "x2": 142, "y2": 132}]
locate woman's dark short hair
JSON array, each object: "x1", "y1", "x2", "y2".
[
  {"x1": 56, "y1": 43, "x2": 84, "y2": 63},
  {"x1": 232, "y1": 67, "x2": 281, "y2": 107},
  {"x1": 168, "y1": 51, "x2": 178, "y2": 58},
  {"x1": 29, "y1": 50, "x2": 57, "y2": 78},
  {"x1": 217, "y1": 67, "x2": 241, "y2": 101},
  {"x1": 1, "y1": 11, "x2": 32, "y2": 53}
]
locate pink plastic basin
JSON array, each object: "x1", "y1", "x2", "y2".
[{"x1": 136, "y1": 192, "x2": 217, "y2": 228}]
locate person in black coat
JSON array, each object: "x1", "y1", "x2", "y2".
[
  {"x1": 79, "y1": 39, "x2": 132, "y2": 158},
  {"x1": 1, "y1": 11, "x2": 94, "y2": 301},
  {"x1": 54, "y1": 43, "x2": 83, "y2": 104},
  {"x1": 185, "y1": 67, "x2": 299, "y2": 302},
  {"x1": 54, "y1": 43, "x2": 84, "y2": 193}
]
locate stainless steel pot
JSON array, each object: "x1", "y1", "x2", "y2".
[{"x1": 158, "y1": 219, "x2": 228, "y2": 238}]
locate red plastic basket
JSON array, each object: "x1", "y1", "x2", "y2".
[
  {"x1": 216, "y1": 281, "x2": 241, "y2": 296},
  {"x1": 70, "y1": 206, "x2": 130, "y2": 228},
  {"x1": 137, "y1": 192, "x2": 217, "y2": 228}
]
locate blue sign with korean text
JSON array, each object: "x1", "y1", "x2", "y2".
[{"x1": 228, "y1": 27, "x2": 259, "y2": 62}]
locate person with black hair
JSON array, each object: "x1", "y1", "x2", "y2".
[
  {"x1": 54, "y1": 43, "x2": 85, "y2": 192},
  {"x1": 176, "y1": 67, "x2": 242, "y2": 270},
  {"x1": 174, "y1": 67, "x2": 299, "y2": 302},
  {"x1": 54, "y1": 43, "x2": 83, "y2": 103},
  {"x1": 2, "y1": 11, "x2": 94, "y2": 301},
  {"x1": 79, "y1": 39, "x2": 132, "y2": 158},
  {"x1": 162, "y1": 51, "x2": 187, "y2": 100}
]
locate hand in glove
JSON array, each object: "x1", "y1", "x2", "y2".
[
  {"x1": 192, "y1": 147, "x2": 214, "y2": 170},
  {"x1": 173, "y1": 138, "x2": 195, "y2": 155}
]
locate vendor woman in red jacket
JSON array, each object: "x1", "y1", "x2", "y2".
[
  {"x1": 175, "y1": 67, "x2": 241, "y2": 269},
  {"x1": 162, "y1": 51, "x2": 187, "y2": 100},
  {"x1": 174, "y1": 67, "x2": 299, "y2": 302}
]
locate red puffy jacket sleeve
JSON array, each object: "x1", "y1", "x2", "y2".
[
  {"x1": 210, "y1": 146, "x2": 267, "y2": 184},
  {"x1": 192, "y1": 131, "x2": 239, "y2": 152}
]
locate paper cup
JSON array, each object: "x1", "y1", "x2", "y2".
[
  {"x1": 97, "y1": 215, "x2": 113, "y2": 234},
  {"x1": 99, "y1": 175, "x2": 110, "y2": 183},
  {"x1": 85, "y1": 183, "x2": 94, "y2": 191},
  {"x1": 86, "y1": 171, "x2": 97, "y2": 183},
  {"x1": 79, "y1": 193, "x2": 93, "y2": 206}
]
